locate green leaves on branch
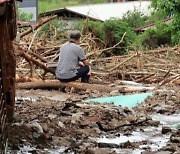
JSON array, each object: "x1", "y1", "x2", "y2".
[
  {"x1": 137, "y1": 23, "x2": 172, "y2": 49},
  {"x1": 151, "y1": 0, "x2": 180, "y2": 45},
  {"x1": 103, "y1": 19, "x2": 136, "y2": 54},
  {"x1": 86, "y1": 19, "x2": 136, "y2": 55},
  {"x1": 152, "y1": 0, "x2": 180, "y2": 15}
]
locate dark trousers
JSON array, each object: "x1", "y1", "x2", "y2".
[{"x1": 59, "y1": 66, "x2": 90, "y2": 83}]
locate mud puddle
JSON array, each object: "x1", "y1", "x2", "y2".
[
  {"x1": 96, "y1": 114, "x2": 180, "y2": 153},
  {"x1": 8, "y1": 145, "x2": 69, "y2": 154},
  {"x1": 97, "y1": 126, "x2": 170, "y2": 153},
  {"x1": 151, "y1": 113, "x2": 180, "y2": 127}
]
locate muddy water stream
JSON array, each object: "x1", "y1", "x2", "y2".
[
  {"x1": 96, "y1": 113, "x2": 180, "y2": 153},
  {"x1": 8, "y1": 112, "x2": 180, "y2": 153},
  {"x1": 7, "y1": 89, "x2": 180, "y2": 153}
]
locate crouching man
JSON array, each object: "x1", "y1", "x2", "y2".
[{"x1": 55, "y1": 30, "x2": 91, "y2": 83}]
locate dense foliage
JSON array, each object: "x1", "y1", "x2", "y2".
[
  {"x1": 86, "y1": 19, "x2": 136, "y2": 54},
  {"x1": 137, "y1": 23, "x2": 172, "y2": 49},
  {"x1": 151, "y1": 0, "x2": 180, "y2": 44},
  {"x1": 122, "y1": 10, "x2": 148, "y2": 29},
  {"x1": 35, "y1": 0, "x2": 180, "y2": 55},
  {"x1": 86, "y1": 21, "x2": 104, "y2": 41},
  {"x1": 38, "y1": 0, "x2": 108, "y2": 13},
  {"x1": 103, "y1": 19, "x2": 136, "y2": 54}
]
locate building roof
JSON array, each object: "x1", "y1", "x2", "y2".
[
  {"x1": 134, "y1": 17, "x2": 173, "y2": 32},
  {"x1": 40, "y1": 1, "x2": 152, "y2": 21}
]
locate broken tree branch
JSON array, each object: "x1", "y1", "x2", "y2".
[
  {"x1": 97, "y1": 32, "x2": 127, "y2": 56},
  {"x1": 108, "y1": 54, "x2": 137, "y2": 72},
  {"x1": 17, "y1": 51, "x2": 55, "y2": 75},
  {"x1": 20, "y1": 15, "x2": 57, "y2": 38}
]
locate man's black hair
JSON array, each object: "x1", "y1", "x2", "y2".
[{"x1": 69, "y1": 30, "x2": 81, "y2": 40}]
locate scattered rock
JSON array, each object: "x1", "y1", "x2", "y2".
[
  {"x1": 58, "y1": 121, "x2": 65, "y2": 128},
  {"x1": 41, "y1": 123, "x2": 48, "y2": 132},
  {"x1": 119, "y1": 141, "x2": 135, "y2": 148},
  {"x1": 170, "y1": 136, "x2": 180, "y2": 143},
  {"x1": 93, "y1": 147, "x2": 116, "y2": 154},
  {"x1": 148, "y1": 120, "x2": 160, "y2": 126},
  {"x1": 162, "y1": 126, "x2": 172, "y2": 134},
  {"x1": 32, "y1": 132, "x2": 41, "y2": 139},
  {"x1": 98, "y1": 142, "x2": 119, "y2": 148},
  {"x1": 71, "y1": 112, "x2": 83, "y2": 124},
  {"x1": 8, "y1": 86, "x2": 180, "y2": 153},
  {"x1": 160, "y1": 152, "x2": 173, "y2": 154},
  {"x1": 59, "y1": 110, "x2": 73, "y2": 116},
  {"x1": 79, "y1": 119, "x2": 91, "y2": 127},
  {"x1": 31, "y1": 121, "x2": 43, "y2": 134},
  {"x1": 48, "y1": 128, "x2": 55, "y2": 136},
  {"x1": 48, "y1": 114, "x2": 57, "y2": 120},
  {"x1": 110, "y1": 90, "x2": 119, "y2": 96}
]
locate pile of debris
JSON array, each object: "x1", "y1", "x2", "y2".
[{"x1": 14, "y1": 16, "x2": 180, "y2": 90}]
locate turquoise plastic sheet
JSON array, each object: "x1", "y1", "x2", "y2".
[
  {"x1": 171, "y1": 123, "x2": 180, "y2": 129},
  {"x1": 86, "y1": 92, "x2": 153, "y2": 108}
]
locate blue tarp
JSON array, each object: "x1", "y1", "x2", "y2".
[{"x1": 86, "y1": 92, "x2": 153, "y2": 108}]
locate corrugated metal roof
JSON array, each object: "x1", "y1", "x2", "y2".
[
  {"x1": 41, "y1": 1, "x2": 152, "y2": 21},
  {"x1": 66, "y1": 1, "x2": 151, "y2": 21},
  {"x1": 134, "y1": 17, "x2": 173, "y2": 32}
]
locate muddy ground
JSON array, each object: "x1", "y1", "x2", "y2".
[{"x1": 7, "y1": 83, "x2": 180, "y2": 154}]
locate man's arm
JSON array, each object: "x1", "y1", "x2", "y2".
[{"x1": 82, "y1": 59, "x2": 91, "y2": 66}]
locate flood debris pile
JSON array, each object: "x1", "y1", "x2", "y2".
[
  {"x1": 8, "y1": 17, "x2": 180, "y2": 153},
  {"x1": 14, "y1": 17, "x2": 180, "y2": 88}
]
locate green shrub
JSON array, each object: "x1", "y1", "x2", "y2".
[
  {"x1": 171, "y1": 14, "x2": 180, "y2": 44},
  {"x1": 122, "y1": 10, "x2": 148, "y2": 29},
  {"x1": 103, "y1": 19, "x2": 136, "y2": 54},
  {"x1": 151, "y1": 0, "x2": 180, "y2": 45},
  {"x1": 136, "y1": 23, "x2": 172, "y2": 49},
  {"x1": 85, "y1": 20, "x2": 104, "y2": 40}
]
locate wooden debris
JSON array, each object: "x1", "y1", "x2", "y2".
[
  {"x1": 14, "y1": 15, "x2": 180, "y2": 88},
  {"x1": 108, "y1": 53, "x2": 137, "y2": 72},
  {"x1": 16, "y1": 80, "x2": 153, "y2": 93},
  {"x1": 20, "y1": 15, "x2": 57, "y2": 38}
]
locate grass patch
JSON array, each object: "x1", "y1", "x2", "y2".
[{"x1": 38, "y1": 0, "x2": 107, "y2": 13}]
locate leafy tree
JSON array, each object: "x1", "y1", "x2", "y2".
[
  {"x1": 137, "y1": 23, "x2": 172, "y2": 49},
  {"x1": 104, "y1": 19, "x2": 136, "y2": 54},
  {"x1": 86, "y1": 20, "x2": 104, "y2": 40},
  {"x1": 122, "y1": 10, "x2": 148, "y2": 29},
  {"x1": 151, "y1": 0, "x2": 180, "y2": 44}
]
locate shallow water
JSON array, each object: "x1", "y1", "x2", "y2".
[
  {"x1": 96, "y1": 113, "x2": 180, "y2": 153},
  {"x1": 97, "y1": 126, "x2": 170, "y2": 153},
  {"x1": 8, "y1": 145, "x2": 71, "y2": 154},
  {"x1": 151, "y1": 113, "x2": 180, "y2": 126},
  {"x1": 8, "y1": 113, "x2": 180, "y2": 154}
]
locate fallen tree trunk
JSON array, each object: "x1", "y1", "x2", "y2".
[{"x1": 16, "y1": 80, "x2": 153, "y2": 93}]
